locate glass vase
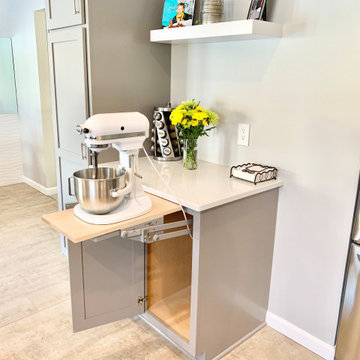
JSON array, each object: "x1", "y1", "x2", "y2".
[{"x1": 183, "y1": 139, "x2": 198, "y2": 170}]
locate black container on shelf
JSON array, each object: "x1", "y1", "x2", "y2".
[{"x1": 151, "y1": 104, "x2": 183, "y2": 161}]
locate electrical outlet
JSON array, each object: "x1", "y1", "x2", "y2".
[{"x1": 238, "y1": 124, "x2": 250, "y2": 146}]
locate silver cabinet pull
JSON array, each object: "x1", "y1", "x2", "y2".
[
  {"x1": 352, "y1": 214, "x2": 360, "y2": 242},
  {"x1": 68, "y1": 177, "x2": 75, "y2": 196},
  {"x1": 74, "y1": 0, "x2": 80, "y2": 14},
  {"x1": 47, "y1": 0, "x2": 52, "y2": 19},
  {"x1": 81, "y1": 143, "x2": 87, "y2": 160}
]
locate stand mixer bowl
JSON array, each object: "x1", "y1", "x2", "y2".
[{"x1": 69, "y1": 167, "x2": 127, "y2": 214}]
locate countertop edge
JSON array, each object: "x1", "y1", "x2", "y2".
[{"x1": 143, "y1": 179, "x2": 285, "y2": 212}]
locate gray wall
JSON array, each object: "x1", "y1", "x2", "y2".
[
  {"x1": 34, "y1": 9, "x2": 56, "y2": 188},
  {"x1": 171, "y1": 0, "x2": 360, "y2": 346}
]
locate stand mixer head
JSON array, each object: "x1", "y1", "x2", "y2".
[
  {"x1": 76, "y1": 111, "x2": 149, "y2": 164},
  {"x1": 71, "y1": 112, "x2": 152, "y2": 224}
]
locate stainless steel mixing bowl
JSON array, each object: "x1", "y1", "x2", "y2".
[{"x1": 69, "y1": 167, "x2": 127, "y2": 214}]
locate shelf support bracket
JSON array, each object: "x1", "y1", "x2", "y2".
[{"x1": 121, "y1": 219, "x2": 193, "y2": 244}]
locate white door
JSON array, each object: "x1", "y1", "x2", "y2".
[
  {"x1": 46, "y1": 0, "x2": 85, "y2": 30},
  {"x1": 49, "y1": 27, "x2": 89, "y2": 157}
]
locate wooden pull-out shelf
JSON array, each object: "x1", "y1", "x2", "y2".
[{"x1": 42, "y1": 193, "x2": 180, "y2": 243}]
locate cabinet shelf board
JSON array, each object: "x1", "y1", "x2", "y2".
[
  {"x1": 42, "y1": 193, "x2": 180, "y2": 243},
  {"x1": 150, "y1": 20, "x2": 282, "y2": 45},
  {"x1": 148, "y1": 286, "x2": 191, "y2": 341}
]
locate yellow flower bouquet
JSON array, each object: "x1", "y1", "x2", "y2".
[{"x1": 170, "y1": 100, "x2": 218, "y2": 170}]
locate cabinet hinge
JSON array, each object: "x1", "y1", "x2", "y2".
[{"x1": 138, "y1": 295, "x2": 149, "y2": 306}]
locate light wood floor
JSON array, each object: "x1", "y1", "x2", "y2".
[{"x1": 0, "y1": 183, "x2": 322, "y2": 360}]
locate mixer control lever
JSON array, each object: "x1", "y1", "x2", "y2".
[
  {"x1": 76, "y1": 125, "x2": 89, "y2": 135},
  {"x1": 76, "y1": 125, "x2": 83, "y2": 135}
]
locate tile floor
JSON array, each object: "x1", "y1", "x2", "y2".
[{"x1": 0, "y1": 183, "x2": 323, "y2": 360}]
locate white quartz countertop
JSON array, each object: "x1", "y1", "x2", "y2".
[
  {"x1": 105, "y1": 158, "x2": 283, "y2": 212},
  {"x1": 138, "y1": 158, "x2": 284, "y2": 212}
]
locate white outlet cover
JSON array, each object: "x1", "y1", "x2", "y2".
[{"x1": 238, "y1": 123, "x2": 250, "y2": 146}]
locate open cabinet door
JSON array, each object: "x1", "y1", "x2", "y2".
[{"x1": 68, "y1": 233, "x2": 145, "y2": 331}]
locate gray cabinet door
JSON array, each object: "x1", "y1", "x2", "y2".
[
  {"x1": 48, "y1": 27, "x2": 89, "y2": 157},
  {"x1": 46, "y1": 0, "x2": 85, "y2": 30},
  {"x1": 68, "y1": 235, "x2": 145, "y2": 332}
]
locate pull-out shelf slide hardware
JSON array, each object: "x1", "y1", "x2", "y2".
[
  {"x1": 122, "y1": 219, "x2": 193, "y2": 244},
  {"x1": 91, "y1": 219, "x2": 192, "y2": 244}
]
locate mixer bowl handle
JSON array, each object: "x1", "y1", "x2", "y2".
[
  {"x1": 68, "y1": 177, "x2": 75, "y2": 196},
  {"x1": 110, "y1": 181, "x2": 133, "y2": 198}
]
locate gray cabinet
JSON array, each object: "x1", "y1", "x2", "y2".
[
  {"x1": 46, "y1": 0, "x2": 85, "y2": 30},
  {"x1": 46, "y1": 0, "x2": 171, "y2": 252},
  {"x1": 66, "y1": 189, "x2": 279, "y2": 360},
  {"x1": 68, "y1": 234, "x2": 145, "y2": 331},
  {"x1": 48, "y1": 28, "x2": 89, "y2": 156}
]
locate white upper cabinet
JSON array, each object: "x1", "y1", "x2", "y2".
[{"x1": 46, "y1": 0, "x2": 85, "y2": 30}]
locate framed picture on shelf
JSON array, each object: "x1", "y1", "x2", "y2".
[
  {"x1": 162, "y1": 0, "x2": 195, "y2": 28},
  {"x1": 247, "y1": 0, "x2": 267, "y2": 20}
]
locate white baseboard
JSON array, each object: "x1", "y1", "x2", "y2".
[
  {"x1": 266, "y1": 312, "x2": 335, "y2": 360},
  {"x1": 23, "y1": 176, "x2": 57, "y2": 196}
]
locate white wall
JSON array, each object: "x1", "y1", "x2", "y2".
[
  {"x1": 0, "y1": 1, "x2": 23, "y2": 185},
  {"x1": 1, "y1": 0, "x2": 56, "y2": 189},
  {"x1": 171, "y1": 0, "x2": 360, "y2": 349},
  {"x1": 9, "y1": 0, "x2": 50, "y2": 187},
  {"x1": 0, "y1": 38, "x2": 17, "y2": 113},
  {"x1": 0, "y1": 114, "x2": 23, "y2": 185},
  {"x1": 0, "y1": 0, "x2": 13, "y2": 37}
]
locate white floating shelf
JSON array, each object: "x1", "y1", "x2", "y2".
[{"x1": 150, "y1": 20, "x2": 282, "y2": 45}]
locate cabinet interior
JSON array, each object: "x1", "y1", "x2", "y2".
[{"x1": 147, "y1": 211, "x2": 193, "y2": 341}]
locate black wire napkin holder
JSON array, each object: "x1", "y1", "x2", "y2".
[{"x1": 230, "y1": 163, "x2": 278, "y2": 185}]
